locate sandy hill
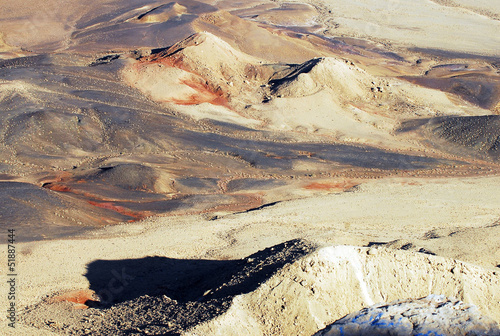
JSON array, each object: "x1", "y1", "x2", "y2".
[
  {"x1": 135, "y1": 2, "x2": 189, "y2": 23},
  {"x1": 122, "y1": 32, "x2": 271, "y2": 109},
  {"x1": 123, "y1": 32, "x2": 494, "y2": 149},
  {"x1": 268, "y1": 57, "x2": 376, "y2": 100}
]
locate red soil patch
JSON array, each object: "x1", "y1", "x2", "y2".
[
  {"x1": 38, "y1": 171, "x2": 73, "y2": 185},
  {"x1": 43, "y1": 183, "x2": 72, "y2": 192},
  {"x1": 174, "y1": 77, "x2": 229, "y2": 107},
  {"x1": 43, "y1": 180, "x2": 139, "y2": 201},
  {"x1": 42, "y1": 182, "x2": 103, "y2": 199},
  {"x1": 87, "y1": 201, "x2": 149, "y2": 220},
  {"x1": 49, "y1": 289, "x2": 98, "y2": 309},
  {"x1": 137, "y1": 54, "x2": 230, "y2": 107},
  {"x1": 144, "y1": 53, "x2": 188, "y2": 71},
  {"x1": 42, "y1": 180, "x2": 153, "y2": 222}
]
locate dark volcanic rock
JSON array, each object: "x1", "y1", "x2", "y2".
[{"x1": 400, "y1": 115, "x2": 500, "y2": 161}]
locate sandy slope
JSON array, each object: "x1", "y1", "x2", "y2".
[
  {"x1": 1, "y1": 175, "x2": 499, "y2": 334},
  {"x1": 311, "y1": 0, "x2": 500, "y2": 56},
  {"x1": 190, "y1": 247, "x2": 499, "y2": 335}
]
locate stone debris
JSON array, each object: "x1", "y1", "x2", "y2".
[{"x1": 314, "y1": 295, "x2": 500, "y2": 336}]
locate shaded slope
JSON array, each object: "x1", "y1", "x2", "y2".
[
  {"x1": 0, "y1": 182, "x2": 132, "y2": 242},
  {"x1": 0, "y1": 0, "x2": 217, "y2": 55},
  {"x1": 400, "y1": 115, "x2": 500, "y2": 161},
  {"x1": 403, "y1": 62, "x2": 500, "y2": 111}
]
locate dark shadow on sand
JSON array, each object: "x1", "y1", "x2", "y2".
[
  {"x1": 84, "y1": 239, "x2": 313, "y2": 307},
  {"x1": 85, "y1": 256, "x2": 238, "y2": 306},
  {"x1": 81, "y1": 239, "x2": 313, "y2": 335}
]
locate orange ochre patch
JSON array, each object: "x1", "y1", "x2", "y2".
[
  {"x1": 87, "y1": 201, "x2": 149, "y2": 220},
  {"x1": 138, "y1": 55, "x2": 230, "y2": 107},
  {"x1": 49, "y1": 289, "x2": 98, "y2": 309}
]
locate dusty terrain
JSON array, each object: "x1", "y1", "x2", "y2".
[{"x1": 0, "y1": 0, "x2": 499, "y2": 335}]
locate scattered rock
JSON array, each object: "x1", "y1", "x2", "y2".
[{"x1": 314, "y1": 295, "x2": 500, "y2": 336}]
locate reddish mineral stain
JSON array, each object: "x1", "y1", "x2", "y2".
[
  {"x1": 137, "y1": 54, "x2": 230, "y2": 107},
  {"x1": 87, "y1": 201, "x2": 148, "y2": 220},
  {"x1": 43, "y1": 183, "x2": 72, "y2": 192},
  {"x1": 50, "y1": 289, "x2": 98, "y2": 309}
]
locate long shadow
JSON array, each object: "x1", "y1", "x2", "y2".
[
  {"x1": 82, "y1": 239, "x2": 313, "y2": 335},
  {"x1": 85, "y1": 239, "x2": 312, "y2": 306},
  {"x1": 85, "y1": 256, "x2": 237, "y2": 306}
]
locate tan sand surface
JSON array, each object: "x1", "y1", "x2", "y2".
[
  {"x1": 311, "y1": 0, "x2": 500, "y2": 56},
  {"x1": 1, "y1": 176, "x2": 499, "y2": 334},
  {"x1": 1, "y1": 0, "x2": 499, "y2": 334}
]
